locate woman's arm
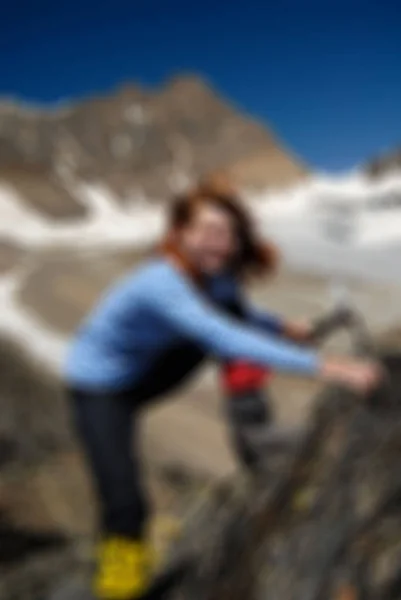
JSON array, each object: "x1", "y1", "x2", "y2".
[
  {"x1": 242, "y1": 303, "x2": 285, "y2": 336},
  {"x1": 237, "y1": 291, "x2": 311, "y2": 342},
  {"x1": 142, "y1": 265, "x2": 320, "y2": 375}
]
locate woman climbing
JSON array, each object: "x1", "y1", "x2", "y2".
[{"x1": 65, "y1": 180, "x2": 381, "y2": 600}]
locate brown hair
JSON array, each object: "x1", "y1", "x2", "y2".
[{"x1": 161, "y1": 175, "x2": 278, "y2": 280}]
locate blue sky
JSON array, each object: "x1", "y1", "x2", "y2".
[{"x1": 1, "y1": 0, "x2": 400, "y2": 172}]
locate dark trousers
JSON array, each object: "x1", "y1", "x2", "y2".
[
  {"x1": 70, "y1": 386, "x2": 271, "y2": 540},
  {"x1": 71, "y1": 389, "x2": 149, "y2": 539}
]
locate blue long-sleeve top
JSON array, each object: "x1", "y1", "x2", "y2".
[{"x1": 65, "y1": 257, "x2": 320, "y2": 393}]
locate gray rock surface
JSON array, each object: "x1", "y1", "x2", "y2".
[{"x1": 162, "y1": 350, "x2": 401, "y2": 600}]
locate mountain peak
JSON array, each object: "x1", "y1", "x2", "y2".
[
  {"x1": 0, "y1": 75, "x2": 307, "y2": 221},
  {"x1": 163, "y1": 73, "x2": 214, "y2": 95}
]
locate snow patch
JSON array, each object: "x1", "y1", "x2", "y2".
[
  {"x1": 124, "y1": 104, "x2": 148, "y2": 125},
  {"x1": 0, "y1": 182, "x2": 165, "y2": 250},
  {"x1": 1, "y1": 168, "x2": 401, "y2": 282},
  {"x1": 250, "y1": 170, "x2": 401, "y2": 282},
  {"x1": 0, "y1": 271, "x2": 66, "y2": 371}
]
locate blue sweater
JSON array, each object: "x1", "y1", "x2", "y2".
[{"x1": 65, "y1": 258, "x2": 320, "y2": 392}]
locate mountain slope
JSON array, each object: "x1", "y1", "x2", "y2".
[{"x1": 0, "y1": 75, "x2": 307, "y2": 222}]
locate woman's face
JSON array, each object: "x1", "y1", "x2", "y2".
[{"x1": 177, "y1": 203, "x2": 238, "y2": 274}]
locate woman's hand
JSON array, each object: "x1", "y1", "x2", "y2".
[
  {"x1": 284, "y1": 320, "x2": 314, "y2": 344},
  {"x1": 320, "y1": 357, "x2": 384, "y2": 394}
]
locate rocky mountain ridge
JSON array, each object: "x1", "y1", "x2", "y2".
[{"x1": 0, "y1": 75, "x2": 307, "y2": 221}]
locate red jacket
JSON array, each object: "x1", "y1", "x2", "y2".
[{"x1": 221, "y1": 361, "x2": 272, "y2": 393}]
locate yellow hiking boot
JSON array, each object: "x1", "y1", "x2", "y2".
[{"x1": 93, "y1": 536, "x2": 154, "y2": 600}]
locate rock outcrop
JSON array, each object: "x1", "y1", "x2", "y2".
[
  {"x1": 0, "y1": 336, "x2": 72, "y2": 467},
  {"x1": 163, "y1": 349, "x2": 401, "y2": 600},
  {"x1": 366, "y1": 147, "x2": 401, "y2": 178}
]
